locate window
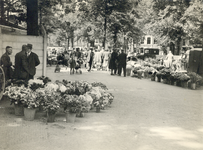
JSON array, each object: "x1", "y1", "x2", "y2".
[{"x1": 147, "y1": 37, "x2": 151, "y2": 44}]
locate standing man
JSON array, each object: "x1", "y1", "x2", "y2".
[
  {"x1": 87, "y1": 48, "x2": 94, "y2": 72},
  {"x1": 109, "y1": 49, "x2": 118, "y2": 75},
  {"x1": 118, "y1": 49, "x2": 127, "y2": 77},
  {"x1": 14, "y1": 45, "x2": 30, "y2": 82},
  {"x1": 0, "y1": 46, "x2": 14, "y2": 80},
  {"x1": 27, "y1": 44, "x2": 40, "y2": 80}
]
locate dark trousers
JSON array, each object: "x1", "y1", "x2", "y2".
[
  {"x1": 118, "y1": 64, "x2": 126, "y2": 76},
  {"x1": 88, "y1": 59, "x2": 93, "y2": 71}
]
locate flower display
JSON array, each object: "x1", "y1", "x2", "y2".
[
  {"x1": 187, "y1": 72, "x2": 202, "y2": 83},
  {"x1": 23, "y1": 92, "x2": 40, "y2": 109},
  {"x1": 37, "y1": 76, "x2": 51, "y2": 85},
  {"x1": 4, "y1": 84, "x2": 31, "y2": 105},
  {"x1": 4, "y1": 78, "x2": 115, "y2": 119},
  {"x1": 28, "y1": 79, "x2": 44, "y2": 91},
  {"x1": 42, "y1": 90, "x2": 61, "y2": 114}
]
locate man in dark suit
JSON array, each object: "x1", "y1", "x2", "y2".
[
  {"x1": 27, "y1": 44, "x2": 40, "y2": 79},
  {"x1": 0, "y1": 46, "x2": 13, "y2": 80},
  {"x1": 14, "y1": 45, "x2": 30, "y2": 82},
  {"x1": 118, "y1": 49, "x2": 127, "y2": 77}
]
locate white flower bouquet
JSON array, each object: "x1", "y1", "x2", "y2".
[{"x1": 4, "y1": 84, "x2": 31, "y2": 105}]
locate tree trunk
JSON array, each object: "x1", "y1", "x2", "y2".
[
  {"x1": 103, "y1": 0, "x2": 107, "y2": 49},
  {"x1": 27, "y1": 0, "x2": 38, "y2": 35},
  {"x1": 103, "y1": 16, "x2": 107, "y2": 49},
  {"x1": 0, "y1": 0, "x2": 4, "y2": 23}
]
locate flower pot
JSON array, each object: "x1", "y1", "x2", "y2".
[
  {"x1": 96, "y1": 107, "x2": 101, "y2": 113},
  {"x1": 151, "y1": 75, "x2": 155, "y2": 81},
  {"x1": 144, "y1": 72, "x2": 148, "y2": 78},
  {"x1": 38, "y1": 105, "x2": 44, "y2": 112},
  {"x1": 181, "y1": 81, "x2": 188, "y2": 88},
  {"x1": 170, "y1": 79, "x2": 175, "y2": 85},
  {"x1": 24, "y1": 108, "x2": 36, "y2": 121},
  {"x1": 157, "y1": 76, "x2": 161, "y2": 82},
  {"x1": 162, "y1": 79, "x2": 168, "y2": 84},
  {"x1": 65, "y1": 112, "x2": 76, "y2": 123},
  {"x1": 126, "y1": 68, "x2": 131, "y2": 76},
  {"x1": 47, "y1": 112, "x2": 56, "y2": 123},
  {"x1": 14, "y1": 104, "x2": 24, "y2": 116},
  {"x1": 137, "y1": 71, "x2": 142, "y2": 78},
  {"x1": 176, "y1": 81, "x2": 181, "y2": 87},
  {"x1": 190, "y1": 83, "x2": 196, "y2": 90}
]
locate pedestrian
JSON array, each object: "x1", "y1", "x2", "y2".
[
  {"x1": 87, "y1": 48, "x2": 94, "y2": 72},
  {"x1": 164, "y1": 51, "x2": 174, "y2": 68},
  {"x1": 27, "y1": 44, "x2": 40, "y2": 80},
  {"x1": 94, "y1": 49, "x2": 102, "y2": 70},
  {"x1": 64, "y1": 51, "x2": 70, "y2": 67},
  {"x1": 109, "y1": 49, "x2": 118, "y2": 75},
  {"x1": 118, "y1": 49, "x2": 127, "y2": 77},
  {"x1": 13, "y1": 45, "x2": 30, "y2": 82},
  {"x1": 0, "y1": 46, "x2": 14, "y2": 80},
  {"x1": 69, "y1": 55, "x2": 76, "y2": 74},
  {"x1": 102, "y1": 49, "x2": 110, "y2": 71}
]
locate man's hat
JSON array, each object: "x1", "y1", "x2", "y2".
[{"x1": 27, "y1": 44, "x2": 33, "y2": 49}]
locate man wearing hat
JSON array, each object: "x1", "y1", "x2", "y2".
[
  {"x1": 0, "y1": 46, "x2": 14, "y2": 80},
  {"x1": 27, "y1": 44, "x2": 40, "y2": 79},
  {"x1": 117, "y1": 49, "x2": 127, "y2": 77},
  {"x1": 14, "y1": 45, "x2": 30, "y2": 81}
]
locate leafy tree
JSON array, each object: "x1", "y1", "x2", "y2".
[{"x1": 182, "y1": 0, "x2": 203, "y2": 46}]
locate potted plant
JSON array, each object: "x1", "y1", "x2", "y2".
[
  {"x1": 43, "y1": 90, "x2": 61, "y2": 122},
  {"x1": 62, "y1": 94, "x2": 79, "y2": 123},
  {"x1": 187, "y1": 72, "x2": 203, "y2": 90},
  {"x1": 4, "y1": 84, "x2": 31, "y2": 116},
  {"x1": 23, "y1": 92, "x2": 40, "y2": 121},
  {"x1": 177, "y1": 73, "x2": 190, "y2": 88}
]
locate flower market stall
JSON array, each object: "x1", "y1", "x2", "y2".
[
  {"x1": 3, "y1": 77, "x2": 114, "y2": 123},
  {"x1": 130, "y1": 57, "x2": 203, "y2": 90}
]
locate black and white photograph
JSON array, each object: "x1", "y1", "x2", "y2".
[{"x1": 0, "y1": 0, "x2": 203, "y2": 150}]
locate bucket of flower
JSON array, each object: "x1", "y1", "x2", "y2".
[
  {"x1": 177, "y1": 73, "x2": 190, "y2": 88},
  {"x1": 3, "y1": 84, "x2": 31, "y2": 116},
  {"x1": 62, "y1": 94, "x2": 78, "y2": 123},
  {"x1": 23, "y1": 92, "x2": 40, "y2": 121},
  {"x1": 187, "y1": 72, "x2": 203, "y2": 90},
  {"x1": 42, "y1": 90, "x2": 61, "y2": 123},
  {"x1": 94, "y1": 100, "x2": 102, "y2": 113},
  {"x1": 76, "y1": 95, "x2": 89, "y2": 117}
]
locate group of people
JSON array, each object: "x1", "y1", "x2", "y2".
[
  {"x1": 0, "y1": 44, "x2": 40, "y2": 83},
  {"x1": 163, "y1": 50, "x2": 189, "y2": 71}
]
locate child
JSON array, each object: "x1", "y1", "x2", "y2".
[
  {"x1": 69, "y1": 55, "x2": 76, "y2": 74},
  {"x1": 54, "y1": 64, "x2": 61, "y2": 73}
]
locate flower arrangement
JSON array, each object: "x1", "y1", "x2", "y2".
[
  {"x1": 42, "y1": 90, "x2": 61, "y2": 114},
  {"x1": 4, "y1": 84, "x2": 31, "y2": 105},
  {"x1": 37, "y1": 76, "x2": 51, "y2": 85},
  {"x1": 62, "y1": 94, "x2": 80, "y2": 113},
  {"x1": 92, "y1": 82, "x2": 108, "y2": 90},
  {"x1": 177, "y1": 73, "x2": 190, "y2": 81},
  {"x1": 187, "y1": 72, "x2": 202, "y2": 83},
  {"x1": 23, "y1": 92, "x2": 40, "y2": 109},
  {"x1": 28, "y1": 79, "x2": 44, "y2": 91}
]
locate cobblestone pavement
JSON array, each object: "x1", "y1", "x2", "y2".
[{"x1": 0, "y1": 66, "x2": 203, "y2": 150}]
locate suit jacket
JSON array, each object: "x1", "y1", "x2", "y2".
[
  {"x1": 0, "y1": 53, "x2": 12, "y2": 80},
  {"x1": 14, "y1": 51, "x2": 30, "y2": 80},
  {"x1": 118, "y1": 53, "x2": 127, "y2": 65},
  {"x1": 27, "y1": 52, "x2": 40, "y2": 76}
]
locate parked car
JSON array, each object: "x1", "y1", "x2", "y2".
[{"x1": 137, "y1": 48, "x2": 159, "y2": 60}]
